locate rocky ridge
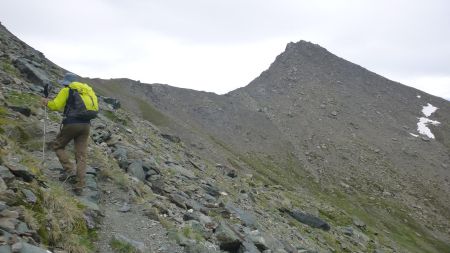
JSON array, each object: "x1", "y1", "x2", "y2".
[{"x1": 1, "y1": 22, "x2": 449, "y2": 253}]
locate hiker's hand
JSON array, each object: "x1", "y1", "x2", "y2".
[{"x1": 41, "y1": 98, "x2": 49, "y2": 106}]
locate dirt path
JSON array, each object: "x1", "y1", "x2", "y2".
[{"x1": 95, "y1": 180, "x2": 185, "y2": 253}]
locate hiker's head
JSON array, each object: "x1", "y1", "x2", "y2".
[{"x1": 59, "y1": 72, "x2": 77, "y2": 86}]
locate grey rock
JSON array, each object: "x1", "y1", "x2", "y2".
[
  {"x1": 13, "y1": 58, "x2": 50, "y2": 85},
  {"x1": 4, "y1": 163, "x2": 35, "y2": 182},
  {"x1": 143, "y1": 207, "x2": 159, "y2": 221},
  {"x1": 85, "y1": 174, "x2": 97, "y2": 190},
  {"x1": 0, "y1": 245, "x2": 12, "y2": 253},
  {"x1": 215, "y1": 222, "x2": 242, "y2": 251},
  {"x1": 170, "y1": 165, "x2": 196, "y2": 179},
  {"x1": 150, "y1": 180, "x2": 165, "y2": 195},
  {"x1": 0, "y1": 178, "x2": 7, "y2": 192},
  {"x1": 119, "y1": 203, "x2": 131, "y2": 213},
  {"x1": 227, "y1": 169, "x2": 238, "y2": 178},
  {"x1": 352, "y1": 217, "x2": 366, "y2": 230},
  {"x1": 142, "y1": 157, "x2": 159, "y2": 172},
  {"x1": 281, "y1": 209, "x2": 330, "y2": 231},
  {"x1": 127, "y1": 161, "x2": 146, "y2": 181},
  {"x1": 341, "y1": 226, "x2": 354, "y2": 236},
  {"x1": 86, "y1": 166, "x2": 98, "y2": 176},
  {"x1": 14, "y1": 241, "x2": 54, "y2": 253},
  {"x1": 241, "y1": 240, "x2": 262, "y2": 253},
  {"x1": 170, "y1": 193, "x2": 188, "y2": 209},
  {"x1": 225, "y1": 202, "x2": 258, "y2": 229},
  {"x1": 112, "y1": 234, "x2": 146, "y2": 253},
  {"x1": 0, "y1": 165, "x2": 15, "y2": 183},
  {"x1": 91, "y1": 129, "x2": 111, "y2": 143},
  {"x1": 83, "y1": 188, "x2": 100, "y2": 203},
  {"x1": 246, "y1": 229, "x2": 268, "y2": 251},
  {"x1": 161, "y1": 133, "x2": 181, "y2": 143},
  {"x1": 7, "y1": 106, "x2": 31, "y2": 117},
  {"x1": 188, "y1": 220, "x2": 212, "y2": 239},
  {"x1": 0, "y1": 201, "x2": 8, "y2": 212},
  {"x1": 21, "y1": 189, "x2": 37, "y2": 204},
  {"x1": 15, "y1": 221, "x2": 30, "y2": 234},
  {"x1": 102, "y1": 97, "x2": 121, "y2": 109},
  {"x1": 0, "y1": 218, "x2": 17, "y2": 233},
  {"x1": 185, "y1": 243, "x2": 221, "y2": 253},
  {"x1": 112, "y1": 146, "x2": 128, "y2": 160},
  {"x1": 202, "y1": 183, "x2": 221, "y2": 197}
]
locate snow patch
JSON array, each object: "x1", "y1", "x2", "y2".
[
  {"x1": 416, "y1": 95, "x2": 421, "y2": 98},
  {"x1": 422, "y1": 103, "x2": 438, "y2": 117},
  {"x1": 409, "y1": 133, "x2": 419, "y2": 138},
  {"x1": 417, "y1": 117, "x2": 440, "y2": 139}
]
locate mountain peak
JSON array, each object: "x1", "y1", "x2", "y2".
[{"x1": 283, "y1": 40, "x2": 331, "y2": 57}]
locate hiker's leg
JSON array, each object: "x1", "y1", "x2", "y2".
[
  {"x1": 74, "y1": 124, "x2": 90, "y2": 190},
  {"x1": 52, "y1": 125, "x2": 77, "y2": 173}
]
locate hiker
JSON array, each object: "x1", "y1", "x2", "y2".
[{"x1": 42, "y1": 72, "x2": 98, "y2": 195}]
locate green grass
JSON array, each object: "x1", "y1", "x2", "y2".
[
  {"x1": 136, "y1": 98, "x2": 169, "y2": 126},
  {"x1": 317, "y1": 190, "x2": 450, "y2": 253},
  {"x1": 5, "y1": 90, "x2": 40, "y2": 107},
  {"x1": 110, "y1": 238, "x2": 139, "y2": 253},
  {"x1": 102, "y1": 110, "x2": 128, "y2": 125},
  {"x1": 1, "y1": 59, "x2": 19, "y2": 76}
]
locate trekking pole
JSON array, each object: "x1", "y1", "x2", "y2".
[{"x1": 42, "y1": 83, "x2": 50, "y2": 165}]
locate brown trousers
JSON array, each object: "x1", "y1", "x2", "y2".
[{"x1": 51, "y1": 123, "x2": 90, "y2": 189}]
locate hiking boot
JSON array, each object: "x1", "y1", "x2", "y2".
[
  {"x1": 59, "y1": 171, "x2": 76, "y2": 183},
  {"x1": 73, "y1": 187, "x2": 83, "y2": 196}
]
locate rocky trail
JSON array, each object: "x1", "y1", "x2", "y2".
[{"x1": 95, "y1": 177, "x2": 185, "y2": 253}]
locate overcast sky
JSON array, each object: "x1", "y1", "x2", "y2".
[{"x1": 1, "y1": 0, "x2": 450, "y2": 98}]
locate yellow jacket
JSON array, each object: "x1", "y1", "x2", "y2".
[{"x1": 47, "y1": 82, "x2": 98, "y2": 112}]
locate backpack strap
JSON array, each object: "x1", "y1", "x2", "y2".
[{"x1": 63, "y1": 88, "x2": 75, "y2": 117}]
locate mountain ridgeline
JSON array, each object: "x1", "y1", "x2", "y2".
[
  {"x1": 88, "y1": 41, "x2": 450, "y2": 251},
  {"x1": 1, "y1": 21, "x2": 450, "y2": 253}
]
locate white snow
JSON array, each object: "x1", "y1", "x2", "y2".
[
  {"x1": 422, "y1": 103, "x2": 438, "y2": 117},
  {"x1": 409, "y1": 133, "x2": 419, "y2": 137},
  {"x1": 417, "y1": 117, "x2": 440, "y2": 139},
  {"x1": 417, "y1": 95, "x2": 421, "y2": 98}
]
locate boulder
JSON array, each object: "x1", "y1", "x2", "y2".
[
  {"x1": 127, "y1": 161, "x2": 146, "y2": 181},
  {"x1": 170, "y1": 165, "x2": 196, "y2": 179},
  {"x1": 12, "y1": 58, "x2": 50, "y2": 85},
  {"x1": 170, "y1": 193, "x2": 188, "y2": 209},
  {"x1": 161, "y1": 133, "x2": 181, "y2": 143},
  {"x1": 91, "y1": 129, "x2": 111, "y2": 144},
  {"x1": 225, "y1": 203, "x2": 258, "y2": 229},
  {"x1": 240, "y1": 240, "x2": 261, "y2": 253},
  {"x1": 102, "y1": 97, "x2": 121, "y2": 109},
  {"x1": 214, "y1": 222, "x2": 242, "y2": 251},
  {"x1": 0, "y1": 166, "x2": 15, "y2": 183},
  {"x1": 142, "y1": 158, "x2": 160, "y2": 175},
  {"x1": 202, "y1": 183, "x2": 221, "y2": 198},
  {"x1": 21, "y1": 189, "x2": 37, "y2": 204},
  {"x1": 282, "y1": 209, "x2": 330, "y2": 231},
  {"x1": 4, "y1": 163, "x2": 35, "y2": 182},
  {"x1": 246, "y1": 229, "x2": 268, "y2": 251}
]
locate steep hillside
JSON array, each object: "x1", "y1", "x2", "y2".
[
  {"x1": 87, "y1": 42, "x2": 450, "y2": 252},
  {"x1": 1, "y1": 22, "x2": 450, "y2": 253}
]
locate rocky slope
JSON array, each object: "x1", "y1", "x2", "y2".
[{"x1": 1, "y1": 22, "x2": 450, "y2": 253}]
